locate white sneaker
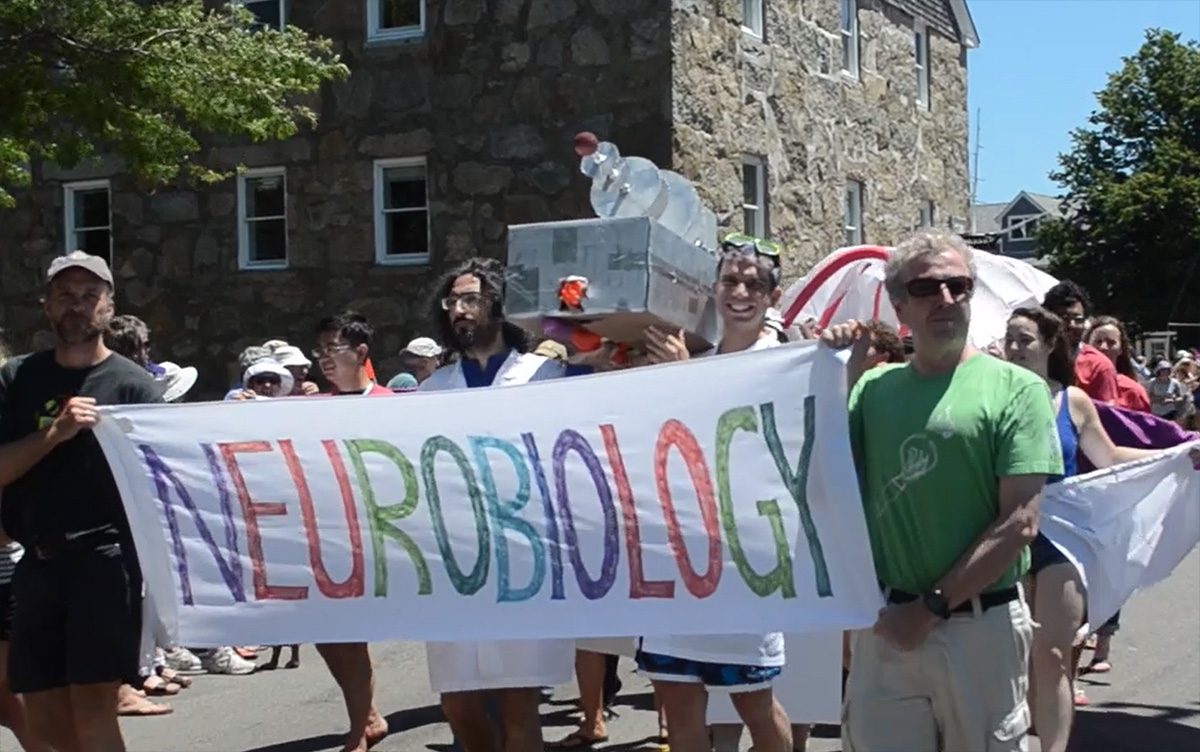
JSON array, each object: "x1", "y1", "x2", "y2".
[
  {"x1": 164, "y1": 647, "x2": 203, "y2": 673},
  {"x1": 201, "y1": 646, "x2": 257, "y2": 675}
]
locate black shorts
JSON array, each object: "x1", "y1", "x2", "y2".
[
  {"x1": 0, "y1": 581, "x2": 13, "y2": 642},
  {"x1": 6, "y1": 544, "x2": 142, "y2": 693}
]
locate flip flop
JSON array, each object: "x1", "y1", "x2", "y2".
[
  {"x1": 141, "y1": 675, "x2": 181, "y2": 696},
  {"x1": 548, "y1": 730, "x2": 609, "y2": 749},
  {"x1": 118, "y1": 696, "x2": 174, "y2": 716},
  {"x1": 1084, "y1": 660, "x2": 1112, "y2": 674},
  {"x1": 156, "y1": 667, "x2": 192, "y2": 688}
]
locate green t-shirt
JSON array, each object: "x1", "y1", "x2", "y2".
[{"x1": 848, "y1": 354, "x2": 1064, "y2": 594}]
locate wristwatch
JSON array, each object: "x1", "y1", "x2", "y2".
[{"x1": 921, "y1": 589, "x2": 952, "y2": 620}]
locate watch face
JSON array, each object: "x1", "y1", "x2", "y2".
[{"x1": 924, "y1": 592, "x2": 950, "y2": 618}]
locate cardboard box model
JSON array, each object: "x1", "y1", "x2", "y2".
[
  {"x1": 503, "y1": 135, "x2": 721, "y2": 353},
  {"x1": 504, "y1": 216, "x2": 721, "y2": 352}
]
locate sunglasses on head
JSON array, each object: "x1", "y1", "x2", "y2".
[
  {"x1": 904, "y1": 275, "x2": 974, "y2": 299},
  {"x1": 721, "y1": 233, "x2": 783, "y2": 265}
]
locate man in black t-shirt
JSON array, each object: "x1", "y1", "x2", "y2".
[{"x1": 0, "y1": 251, "x2": 163, "y2": 751}]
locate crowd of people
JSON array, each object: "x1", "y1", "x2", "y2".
[{"x1": 0, "y1": 233, "x2": 1197, "y2": 752}]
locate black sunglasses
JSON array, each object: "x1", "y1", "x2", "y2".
[{"x1": 905, "y1": 276, "x2": 974, "y2": 299}]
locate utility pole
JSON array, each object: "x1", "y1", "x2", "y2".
[{"x1": 969, "y1": 108, "x2": 982, "y2": 219}]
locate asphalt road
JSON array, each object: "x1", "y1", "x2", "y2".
[{"x1": 4, "y1": 549, "x2": 1198, "y2": 751}]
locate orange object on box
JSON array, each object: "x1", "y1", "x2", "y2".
[{"x1": 558, "y1": 278, "x2": 587, "y2": 309}]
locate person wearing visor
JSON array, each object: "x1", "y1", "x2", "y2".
[
  {"x1": 230, "y1": 358, "x2": 294, "y2": 400},
  {"x1": 272, "y1": 345, "x2": 319, "y2": 395}
]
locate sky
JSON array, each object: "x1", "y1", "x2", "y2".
[{"x1": 966, "y1": 0, "x2": 1200, "y2": 204}]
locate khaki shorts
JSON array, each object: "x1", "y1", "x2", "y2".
[{"x1": 842, "y1": 596, "x2": 1034, "y2": 752}]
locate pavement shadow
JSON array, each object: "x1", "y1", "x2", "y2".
[{"x1": 1070, "y1": 701, "x2": 1200, "y2": 752}]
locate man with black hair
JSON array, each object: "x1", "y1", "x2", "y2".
[
  {"x1": 419, "y1": 257, "x2": 612, "y2": 752},
  {"x1": 639, "y1": 234, "x2": 796, "y2": 752},
  {"x1": 1042, "y1": 281, "x2": 1119, "y2": 404},
  {"x1": 309, "y1": 310, "x2": 390, "y2": 752},
  {"x1": 0, "y1": 252, "x2": 165, "y2": 752}
]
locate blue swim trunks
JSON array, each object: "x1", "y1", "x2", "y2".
[{"x1": 635, "y1": 649, "x2": 782, "y2": 693}]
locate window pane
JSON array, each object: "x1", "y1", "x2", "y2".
[
  {"x1": 743, "y1": 164, "x2": 757, "y2": 204},
  {"x1": 247, "y1": 175, "x2": 285, "y2": 218},
  {"x1": 915, "y1": 31, "x2": 926, "y2": 66},
  {"x1": 244, "y1": 0, "x2": 282, "y2": 29},
  {"x1": 844, "y1": 228, "x2": 858, "y2": 246},
  {"x1": 386, "y1": 210, "x2": 429, "y2": 256},
  {"x1": 381, "y1": 0, "x2": 421, "y2": 29},
  {"x1": 76, "y1": 189, "x2": 109, "y2": 229},
  {"x1": 744, "y1": 208, "x2": 756, "y2": 235},
  {"x1": 385, "y1": 168, "x2": 426, "y2": 209},
  {"x1": 840, "y1": 0, "x2": 854, "y2": 32},
  {"x1": 842, "y1": 40, "x2": 853, "y2": 71},
  {"x1": 78, "y1": 229, "x2": 110, "y2": 260},
  {"x1": 250, "y1": 218, "x2": 287, "y2": 262}
]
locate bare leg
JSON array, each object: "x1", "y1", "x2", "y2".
[
  {"x1": 315, "y1": 643, "x2": 386, "y2": 752},
  {"x1": 651, "y1": 681, "x2": 709, "y2": 752},
  {"x1": 441, "y1": 691, "x2": 498, "y2": 752},
  {"x1": 286, "y1": 645, "x2": 300, "y2": 669},
  {"x1": 69, "y1": 681, "x2": 127, "y2": 752},
  {"x1": 497, "y1": 687, "x2": 544, "y2": 752},
  {"x1": 711, "y1": 723, "x2": 743, "y2": 751},
  {"x1": 22, "y1": 687, "x2": 81, "y2": 752},
  {"x1": 792, "y1": 723, "x2": 811, "y2": 751},
  {"x1": 0, "y1": 644, "x2": 54, "y2": 752},
  {"x1": 1031, "y1": 563, "x2": 1086, "y2": 752},
  {"x1": 264, "y1": 646, "x2": 282, "y2": 671},
  {"x1": 551, "y1": 651, "x2": 607, "y2": 746},
  {"x1": 730, "y1": 688, "x2": 792, "y2": 752}
]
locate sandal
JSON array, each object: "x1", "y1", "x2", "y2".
[
  {"x1": 548, "y1": 730, "x2": 609, "y2": 749},
  {"x1": 157, "y1": 666, "x2": 192, "y2": 688},
  {"x1": 1084, "y1": 660, "x2": 1112, "y2": 674},
  {"x1": 141, "y1": 675, "x2": 181, "y2": 696},
  {"x1": 1074, "y1": 688, "x2": 1092, "y2": 707}
]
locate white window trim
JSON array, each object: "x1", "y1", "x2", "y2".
[
  {"x1": 234, "y1": 0, "x2": 286, "y2": 30},
  {"x1": 1005, "y1": 213, "x2": 1041, "y2": 240},
  {"x1": 844, "y1": 181, "x2": 864, "y2": 246},
  {"x1": 373, "y1": 157, "x2": 431, "y2": 266},
  {"x1": 62, "y1": 179, "x2": 113, "y2": 260},
  {"x1": 237, "y1": 167, "x2": 289, "y2": 271},
  {"x1": 741, "y1": 0, "x2": 764, "y2": 40},
  {"x1": 366, "y1": 0, "x2": 426, "y2": 43},
  {"x1": 840, "y1": 0, "x2": 860, "y2": 79},
  {"x1": 742, "y1": 156, "x2": 768, "y2": 238},
  {"x1": 915, "y1": 23, "x2": 930, "y2": 109}
]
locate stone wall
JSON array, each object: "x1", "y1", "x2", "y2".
[
  {"x1": 0, "y1": 0, "x2": 673, "y2": 395},
  {"x1": 670, "y1": 0, "x2": 970, "y2": 280}
]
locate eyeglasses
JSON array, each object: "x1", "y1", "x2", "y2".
[
  {"x1": 311, "y1": 345, "x2": 351, "y2": 359},
  {"x1": 248, "y1": 375, "x2": 281, "y2": 387},
  {"x1": 441, "y1": 292, "x2": 485, "y2": 311},
  {"x1": 720, "y1": 233, "x2": 783, "y2": 267},
  {"x1": 904, "y1": 276, "x2": 974, "y2": 300}
]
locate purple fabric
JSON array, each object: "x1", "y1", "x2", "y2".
[
  {"x1": 1077, "y1": 400, "x2": 1199, "y2": 473},
  {"x1": 145, "y1": 360, "x2": 166, "y2": 378}
]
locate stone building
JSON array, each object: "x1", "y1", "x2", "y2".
[{"x1": 0, "y1": 0, "x2": 978, "y2": 395}]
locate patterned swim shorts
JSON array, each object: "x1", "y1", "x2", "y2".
[{"x1": 635, "y1": 649, "x2": 782, "y2": 693}]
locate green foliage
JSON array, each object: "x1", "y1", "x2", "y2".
[
  {"x1": 0, "y1": 0, "x2": 348, "y2": 206},
  {"x1": 1040, "y1": 29, "x2": 1200, "y2": 331}
]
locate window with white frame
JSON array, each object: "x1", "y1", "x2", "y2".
[
  {"x1": 63, "y1": 180, "x2": 112, "y2": 263},
  {"x1": 237, "y1": 168, "x2": 288, "y2": 269},
  {"x1": 742, "y1": 156, "x2": 768, "y2": 238},
  {"x1": 374, "y1": 158, "x2": 430, "y2": 265},
  {"x1": 918, "y1": 200, "x2": 935, "y2": 228},
  {"x1": 840, "y1": 0, "x2": 859, "y2": 77},
  {"x1": 844, "y1": 181, "x2": 864, "y2": 246},
  {"x1": 1006, "y1": 214, "x2": 1040, "y2": 241},
  {"x1": 235, "y1": 0, "x2": 285, "y2": 30},
  {"x1": 915, "y1": 24, "x2": 930, "y2": 109},
  {"x1": 742, "y1": 0, "x2": 764, "y2": 39},
  {"x1": 367, "y1": 0, "x2": 425, "y2": 42}
]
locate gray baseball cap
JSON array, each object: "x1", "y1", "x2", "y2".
[{"x1": 47, "y1": 250, "x2": 114, "y2": 287}]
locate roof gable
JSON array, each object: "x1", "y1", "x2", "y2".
[{"x1": 883, "y1": 0, "x2": 979, "y2": 48}]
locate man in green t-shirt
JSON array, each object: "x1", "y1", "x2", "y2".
[{"x1": 822, "y1": 231, "x2": 1063, "y2": 752}]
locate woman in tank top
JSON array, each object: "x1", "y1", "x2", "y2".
[{"x1": 1004, "y1": 307, "x2": 1188, "y2": 752}]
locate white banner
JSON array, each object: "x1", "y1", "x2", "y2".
[
  {"x1": 94, "y1": 343, "x2": 884, "y2": 647},
  {"x1": 1039, "y1": 443, "x2": 1200, "y2": 627}
]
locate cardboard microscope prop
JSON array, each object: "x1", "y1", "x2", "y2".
[{"x1": 504, "y1": 133, "x2": 722, "y2": 358}]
